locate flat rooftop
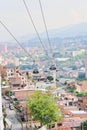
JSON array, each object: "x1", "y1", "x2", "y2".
[{"x1": 70, "y1": 110, "x2": 87, "y2": 114}]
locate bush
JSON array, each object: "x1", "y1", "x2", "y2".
[
  {"x1": 75, "y1": 92, "x2": 87, "y2": 97},
  {"x1": 5, "y1": 90, "x2": 13, "y2": 96},
  {"x1": 47, "y1": 76, "x2": 54, "y2": 81}
]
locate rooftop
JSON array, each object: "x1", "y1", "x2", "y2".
[
  {"x1": 70, "y1": 110, "x2": 87, "y2": 114},
  {"x1": 52, "y1": 126, "x2": 72, "y2": 130}
]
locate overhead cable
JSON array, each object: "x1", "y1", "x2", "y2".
[
  {"x1": 0, "y1": 20, "x2": 33, "y2": 60},
  {"x1": 38, "y1": 0, "x2": 52, "y2": 53},
  {"x1": 22, "y1": 0, "x2": 46, "y2": 52}
]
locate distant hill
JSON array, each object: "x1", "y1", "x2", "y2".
[
  {"x1": 21, "y1": 22, "x2": 87, "y2": 47},
  {"x1": 47, "y1": 22, "x2": 87, "y2": 38},
  {"x1": 1, "y1": 22, "x2": 87, "y2": 47}
]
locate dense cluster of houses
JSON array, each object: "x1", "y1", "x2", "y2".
[{"x1": 1, "y1": 65, "x2": 87, "y2": 130}]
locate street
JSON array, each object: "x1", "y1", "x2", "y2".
[{"x1": 2, "y1": 98, "x2": 22, "y2": 130}]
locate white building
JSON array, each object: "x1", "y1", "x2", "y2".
[{"x1": 0, "y1": 74, "x2": 4, "y2": 130}]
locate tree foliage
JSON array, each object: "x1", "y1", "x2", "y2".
[
  {"x1": 26, "y1": 91, "x2": 61, "y2": 126},
  {"x1": 5, "y1": 90, "x2": 13, "y2": 96},
  {"x1": 75, "y1": 92, "x2": 87, "y2": 97},
  {"x1": 47, "y1": 76, "x2": 54, "y2": 81},
  {"x1": 79, "y1": 120, "x2": 87, "y2": 130}
]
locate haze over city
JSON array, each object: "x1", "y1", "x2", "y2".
[{"x1": 0, "y1": 0, "x2": 87, "y2": 41}]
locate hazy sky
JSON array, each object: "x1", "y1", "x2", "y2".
[{"x1": 0, "y1": 0, "x2": 87, "y2": 42}]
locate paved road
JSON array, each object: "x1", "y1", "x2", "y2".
[
  {"x1": 6, "y1": 108, "x2": 22, "y2": 130},
  {"x1": 56, "y1": 81, "x2": 65, "y2": 93},
  {"x1": 2, "y1": 98, "x2": 22, "y2": 130}
]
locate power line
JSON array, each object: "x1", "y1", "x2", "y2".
[
  {"x1": 22, "y1": 0, "x2": 46, "y2": 52},
  {"x1": 38, "y1": 0, "x2": 52, "y2": 53},
  {"x1": 0, "y1": 20, "x2": 33, "y2": 60}
]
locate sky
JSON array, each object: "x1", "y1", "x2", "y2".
[{"x1": 0, "y1": 0, "x2": 87, "y2": 42}]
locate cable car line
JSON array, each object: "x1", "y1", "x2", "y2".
[
  {"x1": 22, "y1": 0, "x2": 46, "y2": 52},
  {"x1": 22, "y1": 0, "x2": 56, "y2": 68},
  {"x1": 38, "y1": 0, "x2": 56, "y2": 70},
  {"x1": 0, "y1": 20, "x2": 33, "y2": 61},
  {"x1": 0, "y1": 2, "x2": 56, "y2": 71},
  {"x1": 0, "y1": 20, "x2": 45, "y2": 69},
  {"x1": 38, "y1": 0, "x2": 52, "y2": 54}
]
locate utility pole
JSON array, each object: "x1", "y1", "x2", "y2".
[{"x1": 0, "y1": 74, "x2": 4, "y2": 130}]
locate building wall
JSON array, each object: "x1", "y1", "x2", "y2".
[
  {"x1": 0, "y1": 75, "x2": 4, "y2": 130},
  {"x1": 14, "y1": 90, "x2": 34, "y2": 99}
]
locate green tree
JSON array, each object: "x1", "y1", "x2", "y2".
[
  {"x1": 79, "y1": 120, "x2": 87, "y2": 130},
  {"x1": 75, "y1": 92, "x2": 87, "y2": 97},
  {"x1": 47, "y1": 76, "x2": 54, "y2": 82},
  {"x1": 5, "y1": 90, "x2": 13, "y2": 96},
  {"x1": 26, "y1": 91, "x2": 61, "y2": 126},
  {"x1": 2, "y1": 105, "x2": 7, "y2": 129}
]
